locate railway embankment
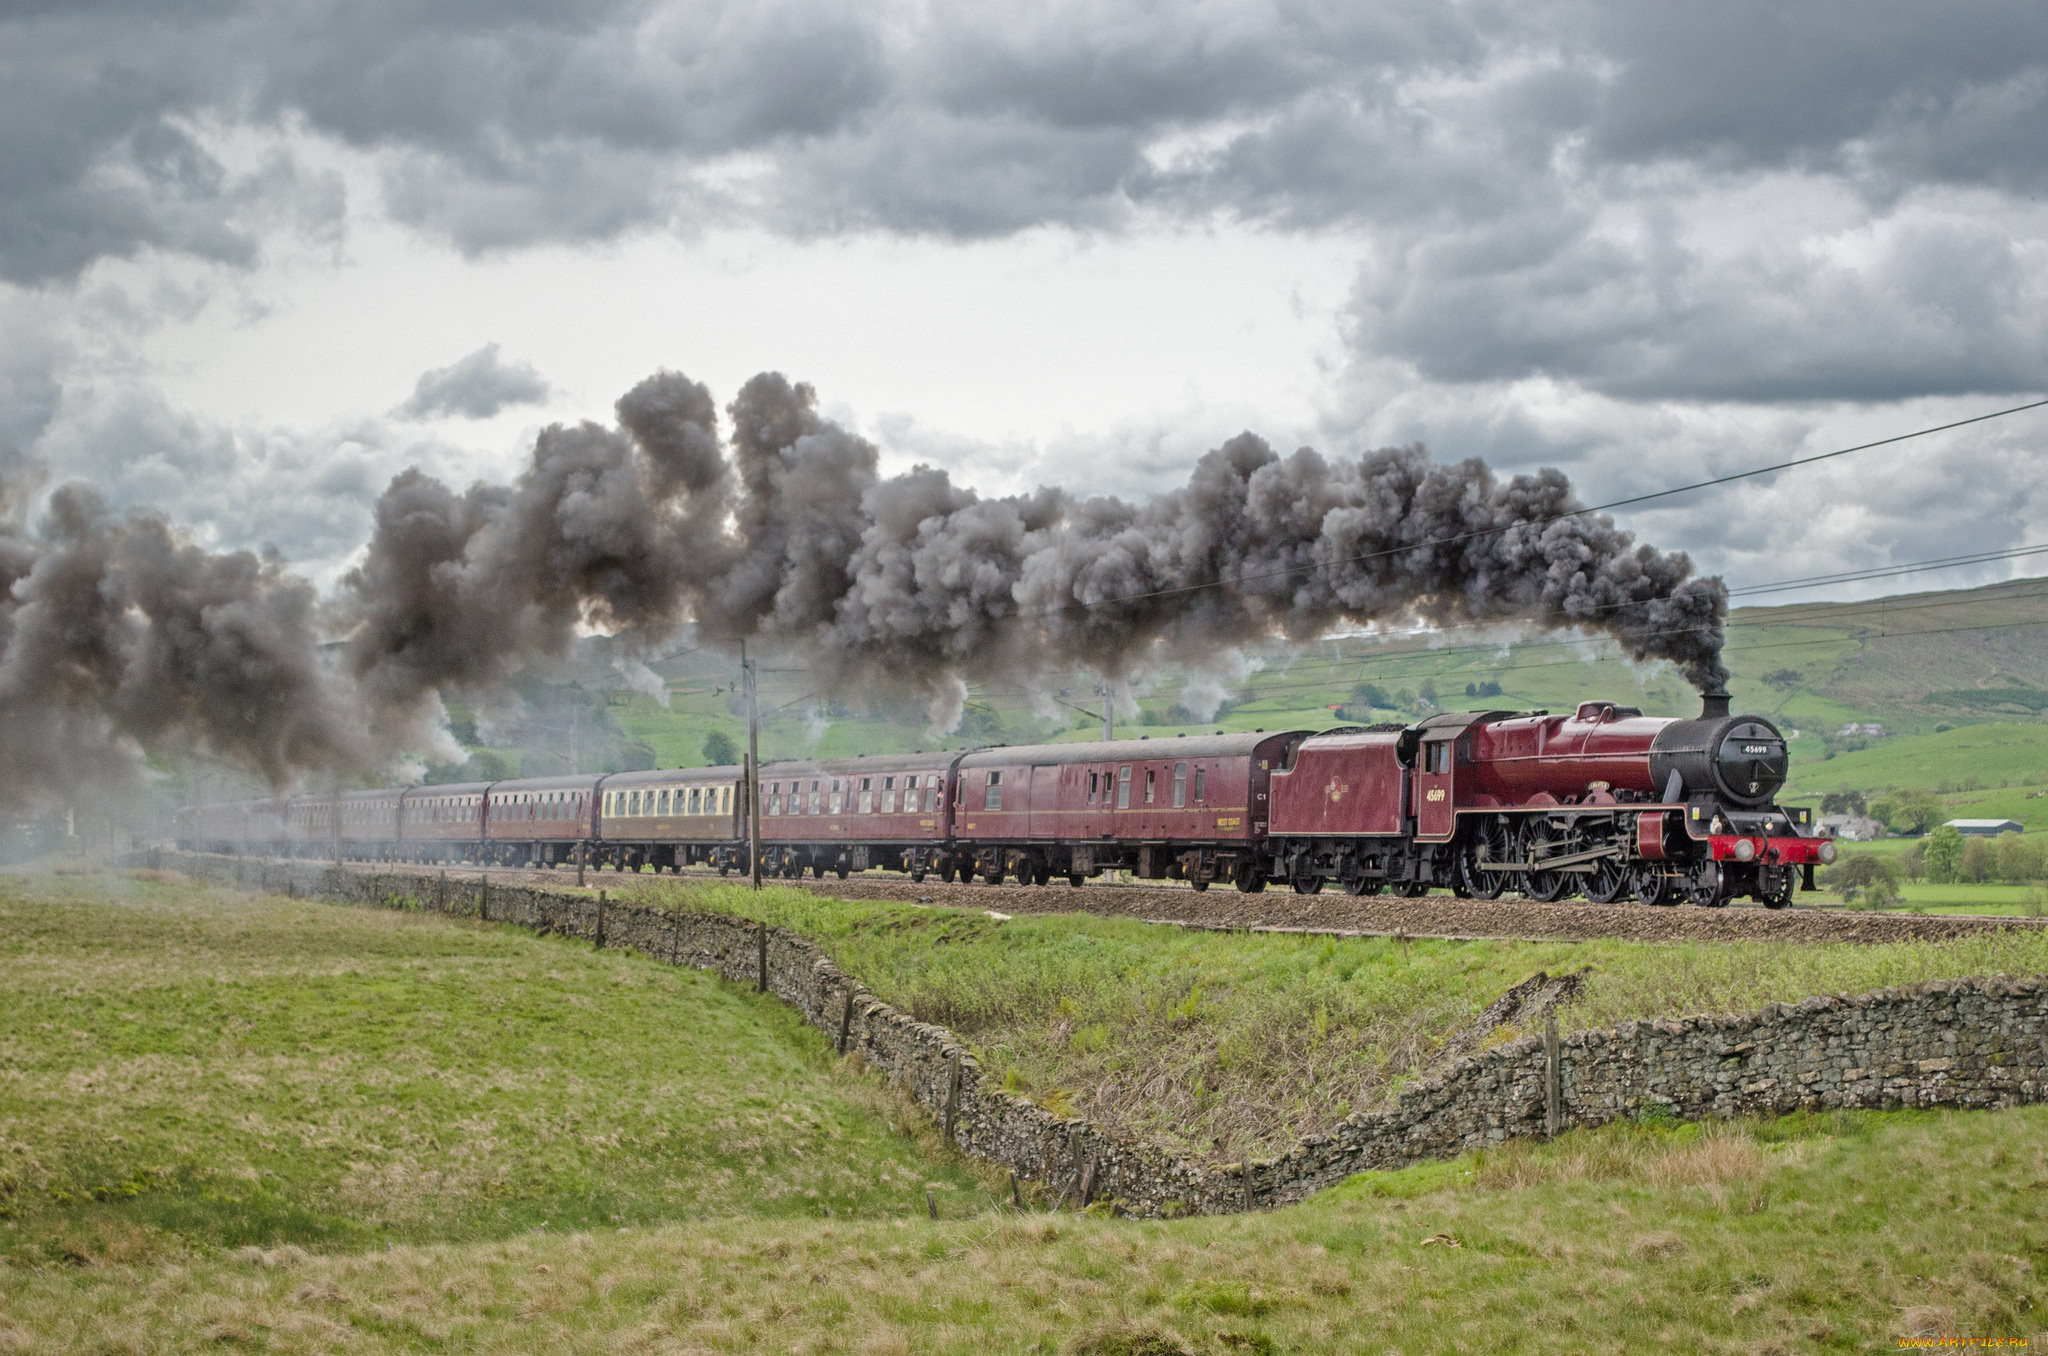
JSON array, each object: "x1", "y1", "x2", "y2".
[{"x1": 146, "y1": 851, "x2": 2048, "y2": 1218}]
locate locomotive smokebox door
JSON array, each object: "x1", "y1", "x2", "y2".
[{"x1": 1415, "y1": 732, "x2": 1457, "y2": 840}]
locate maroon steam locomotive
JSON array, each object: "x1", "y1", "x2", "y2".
[{"x1": 178, "y1": 688, "x2": 1830, "y2": 908}]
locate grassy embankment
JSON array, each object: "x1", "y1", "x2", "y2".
[
  {"x1": 615, "y1": 878, "x2": 2048, "y2": 1162},
  {"x1": 7, "y1": 1106, "x2": 2047, "y2": 1352},
  {"x1": 8, "y1": 870, "x2": 2048, "y2": 1351},
  {"x1": 0, "y1": 871, "x2": 994, "y2": 1267}
]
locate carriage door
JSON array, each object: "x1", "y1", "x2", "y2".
[{"x1": 1415, "y1": 734, "x2": 1457, "y2": 841}]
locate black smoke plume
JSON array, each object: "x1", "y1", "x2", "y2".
[
  {"x1": 0, "y1": 367, "x2": 1727, "y2": 809},
  {"x1": 0, "y1": 482, "x2": 367, "y2": 810},
  {"x1": 344, "y1": 369, "x2": 1728, "y2": 732}
]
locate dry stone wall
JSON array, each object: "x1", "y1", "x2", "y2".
[{"x1": 147, "y1": 852, "x2": 2048, "y2": 1218}]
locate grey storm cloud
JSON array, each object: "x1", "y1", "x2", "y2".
[
  {"x1": 396, "y1": 344, "x2": 553, "y2": 421},
  {"x1": 3, "y1": 1, "x2": 2044, "y2": 405}
]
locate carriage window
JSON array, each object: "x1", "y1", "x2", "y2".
[
  {"x1": 984, "y1": 770, "x2": 1003, "y2": 811},
  {"x1": 858, "y1": 777, "x2": 873, "y2": 814},
  {"x1": 1194, "y1": 768, "x2": 1206, "y2": 802},
  {"x1": 1173, "y1": 762, "x2": 1187, "y2": 808},
  {"x1": 1116, "y1": 766, "x2": 1131, "y2": 809},
  {"x1": 1145, "y1": 769, "x2": 1156, "y2": 804},
  {"x1": 692, "y1": 788, "x2": 704, "y2": 814},
  {"x1": 882, "y1": 776, "x2": 895, "y2": 813},
  {"x1": 903, "y1": 780, "x2": 918, "y2": 814},
  {"x1": 810, "y1": 781, "x2": 822, "y2": 814},
  {"x1": 1087, "y1": 771, "x2": 1098, "y2": 803}
]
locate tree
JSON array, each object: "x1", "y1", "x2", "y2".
[
  {"x1": 1897, "y1": 841, "x2": 1926, "y2": 883},
  {"x1": 702, "y1": 731, "x2": 739, "y2": 766},
  {"x1": 1351, "y1": 682, "x2": 1392, "y2": 710},
  {"x1": 1996, "y1": 832, "x2": 2042, "y2": 884},
  {"x1": 1924, "y1": 824, "x2": 1965, "y2": 884},
  {"x1": 1418, "y1": 679, "x2": 1439, "y2": 708},
  {"x1": 1875, "y1": 788, "x2": 1941, "y2": 835},
  {"x1": 1826, "y1": 853, "x2": 1900, "y2": 908},
  {"x1": 1761, "y1": 668, "x2": 1804, "y2": 691},
  {"x1": 1960, "y1": 837, "x2": 1995, "y2": 883},
  {"x1": 1820, "y1": 790, "x2": 1867, "y2": 817}
]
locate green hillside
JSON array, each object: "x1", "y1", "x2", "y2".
[{"x1": 405, "y1": 577, "x2": 2048, "y2": 816}]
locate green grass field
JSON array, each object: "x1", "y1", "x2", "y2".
[
  {"x1": 8, "y1": 1104, "x2": 2046, "y2": 1352},
  {"x1": 0, "y1": 871, "x2": 992, "y2": 1265},
  {"x1": 9, "y1": 871, "x2": 2048, "y2": 1351}
]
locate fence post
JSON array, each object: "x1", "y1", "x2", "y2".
[
  {"x1": 478, "y1": 874, "x2": 488, "y2": 921},
  {"x1": 1545, "y1": 1013, "x2": 1562, "y2": 1139},
  {"x1": 838, "y1": 988, "x2": 856, "y2": 1055},
  {"x1": 756, "y1": 923, "x2": 768, "y2": 993},
  {"x1": 576, "y1": 841, "x2": 586, "y2": 888},
  {"x1": 595, "y1": 891, "x2": 606, "y2": 949},
  {"x1": 944, "y1": 1053, "x2": 962, "y2": 1142}
]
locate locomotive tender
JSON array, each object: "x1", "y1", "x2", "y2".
[{"x1": 176, "y1": 688, "x2": 1832, "y2": 908}]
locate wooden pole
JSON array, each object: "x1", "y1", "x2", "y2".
[
  {"x1": 1242, "y1": 1156, "x2": 1253, "y2": 1212},
  {"x1": 596, "y1": 890, "x2": 607, "y2": 949},
  {"x1": 837, "y1": 988, "x2": 855, "y2": 1055},
  {"x1": 756, "y1": 922, "x2": 768, "y2": 993},
  {"x1": 943, "y1": 1053, "x2": 961, "y2": 1142},
  {"x1": 744, "y1": 641, "x2": 762, "y2": 891},
  {"x1": 925, "y1": 1189, "x2": 938, "y2": 1221}
]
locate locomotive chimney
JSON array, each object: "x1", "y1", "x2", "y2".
[{"x1": 1700, "y1": 688, "x2": 1731, "y2": 719}]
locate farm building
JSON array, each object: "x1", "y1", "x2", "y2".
[{"x1": 1943, "y1": 818, "x2": 2025, "y2": 837}]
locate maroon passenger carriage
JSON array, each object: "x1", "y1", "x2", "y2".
[
  {"x1": 948, "y1": 732, "x2": 1302, "y2": 889},
  {"x1": 1267, "y1": 689, "x2": 1832, "y2": 906},
  {"x1": 755, "y1": 754, "x2": 955, "y2": 880}
]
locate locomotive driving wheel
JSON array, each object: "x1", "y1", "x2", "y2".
[
  {"x1": 1583, "y1": 856, "x2": 1632, "y2": 905},
  {"x1": 1342, "y1": 875, "x2": 1383, "y2": 896},
  {"x1": 1233, "y1": 860, "x2": 1267, "y2": 893},
  {"x1": 1457, "y1": 818, "x2": 1510, "y2": 901},
  {"x1": 1516, "y1": 820, "x2": 1571, "y2": 903},
  {"x1": 1291, "y1": 872, "x2": 1326, "y2": 895}
]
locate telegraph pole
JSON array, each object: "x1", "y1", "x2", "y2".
[
  {"x1": 1098, "y1": 679, "x2": 1115, "y2": 741},
  {"x1": 744, "y1": 640, "x2": 762, "y2": 890}
]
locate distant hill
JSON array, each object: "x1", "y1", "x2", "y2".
[{"x1": 428, "y1": 576, "x2": 2048, "y2": 810}]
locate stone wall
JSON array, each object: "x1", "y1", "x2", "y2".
[{"x1": 144, "y1": 852, "x2": 2048, "y2": 1218}]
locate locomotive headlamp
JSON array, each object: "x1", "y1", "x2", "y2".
[
  {"x1": 1817, "y1": 841, "x2": 1838, "y2": 865},
  {"x1": 1732, "y1": 837, "x2": 1756, "y2": 862}
]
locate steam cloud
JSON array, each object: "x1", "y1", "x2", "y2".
[{"x1": 0, "y1": 369, "x2": 1727, "y2": 809}]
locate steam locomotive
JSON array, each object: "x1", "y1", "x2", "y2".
[{"x1": 177, "y1": 688, "x2": 1831, "y2": 908}]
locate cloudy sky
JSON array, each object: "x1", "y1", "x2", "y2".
[{"x1": 5, "y1": 0, "x2": 2046, "y2": 605}]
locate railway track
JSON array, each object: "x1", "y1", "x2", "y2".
[{"x1": 238, "y1": 855, "x2": 2048, "y2": 946}]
